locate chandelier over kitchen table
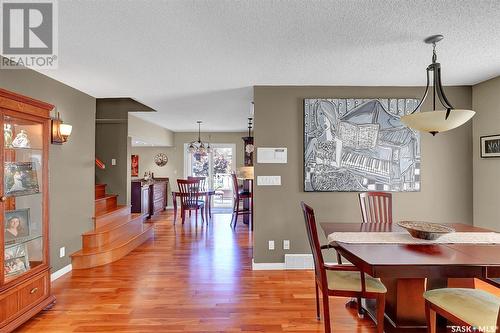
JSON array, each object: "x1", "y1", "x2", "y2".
[
  {"x1": 187, "y1": 121, "x2": 211, "y2": 160},
  {"x1": 400, "y1": 35, "x2": 475, "y2": 135}
]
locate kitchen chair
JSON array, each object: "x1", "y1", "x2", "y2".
[
  {"x1": 177, "y1": 179, "x2": 205, "y2": 224},
  {"x1": 231, "y1": 173, "x2": 252, "y2": 229},
  {"x1": 424, "y1": 288, "x2": 500, "y2": 333},
  {"x1": 187, "y1": 176, "x2": 207, "y2": 191},
  {"x1": 300, "y1": 202, "x2": 387, "y2": 333},
  {"x1": 359, "y1": 192, "x2": 392, "y2": 224}
]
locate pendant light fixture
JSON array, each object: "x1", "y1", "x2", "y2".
[
  {"x1": 245, "y1": 117, "x2": 254, "y2": 154},
  {"x1": 400, "y1": 35, "x2": 475, "y2": 136},
  {"x1": 187, "y1": 121, "x2": 211, "y2": 159}
]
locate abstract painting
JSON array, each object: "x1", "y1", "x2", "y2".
[{"x1": 304, "y1": 98, "x2": 421, "y2": 192}]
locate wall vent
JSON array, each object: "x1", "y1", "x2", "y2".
[{"x1": 284, "y1": 254, "x2": 314, "y2": 270}]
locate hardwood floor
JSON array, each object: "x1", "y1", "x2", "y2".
[{"x1": 17, "y1": 210, "x2": 376, "y2": 332}]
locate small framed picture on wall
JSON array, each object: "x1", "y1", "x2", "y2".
[
  {"x1": 480, "y1": 135, "x2": 500, "y2": 158},
  {"x1": 131, "y1": 155, "x2": 139, "y2": 177}
]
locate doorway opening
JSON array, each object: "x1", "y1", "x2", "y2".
[{"x1": 184, "y1": 143, "x2": 235, "y2": 209}]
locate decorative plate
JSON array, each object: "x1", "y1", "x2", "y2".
[
  {"x1": 397, "y1": 221, "x2": 455, "y2": 240},
  {"x1": 154, "y1": 153, "x2": 168, "y2": 167}
]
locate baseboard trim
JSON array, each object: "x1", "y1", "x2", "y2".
[
  {"x1": 252, "y1": 259, "x2": 285, "y2": 270},
  {"x1": 51, "y1": 264, "x2": 72, "y2": 281}
]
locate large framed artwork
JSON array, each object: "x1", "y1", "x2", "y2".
[{"x1": 304, "y1": 98, "x2": 421, "y2": 192}]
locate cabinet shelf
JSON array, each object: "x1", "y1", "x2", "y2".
[{"x1": 5, "y1": 235, "x2": 43, "y2": 250}]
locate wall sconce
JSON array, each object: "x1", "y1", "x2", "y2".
[{"x1": 51, "y1": 112, "x2": 72, "y2": 144}]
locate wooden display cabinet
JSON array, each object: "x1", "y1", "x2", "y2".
[{"x1": 0, "y1": 88, "x2": 55, "y2": 332}]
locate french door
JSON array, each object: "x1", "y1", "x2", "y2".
[{"x1": 184, "y1": 143, "x2": 236, "y2": 208}]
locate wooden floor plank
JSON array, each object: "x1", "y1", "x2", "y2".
[{"x1": 17, "y1": 210, "x2": 376, "y2": 332}]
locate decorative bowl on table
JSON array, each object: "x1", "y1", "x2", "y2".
[{"x1": 397, "y1": 221, "x2": 455, "y2": 240}]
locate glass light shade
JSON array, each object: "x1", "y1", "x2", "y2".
[
  {"x1": 245, "y1": 143, "x2": 255, "y2": 153},
  {"x1": 188, "y1": 144, "x2": 196, "y2": 153},
  {"x1": 198, "y1": 146, "x2": 206, "y2": 154},
  {"x1": 60, "y1": 123, "x2": 72, "y2": 137},
  {"x1": 400, "y1": 109, "x2": 475, "y2": 135},
  {"x1": 237, "y1": 166, "x2": 254, "y2": 179}
]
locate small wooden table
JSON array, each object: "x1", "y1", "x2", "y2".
[
  {"x1": 320, "y1": 222, "x2": 500, "y2": 332},
  {"x1": 172, "y1": 190, "x2": 215, "y2": 223}
]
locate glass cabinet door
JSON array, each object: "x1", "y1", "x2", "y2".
[{"x1": 2, "y1": 114, "x2": 45, "y2": 284}]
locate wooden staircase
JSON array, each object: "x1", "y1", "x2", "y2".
[{"x1": 70, "y1": 184, "x2": 154, "y2": 269}]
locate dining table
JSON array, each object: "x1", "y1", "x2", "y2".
[
  {"x1": 172, "y1": 189, "x2": 215, "y2": 223},
  {"x1": 320, "y1": 222, "x2": 500, "y2": 333}
]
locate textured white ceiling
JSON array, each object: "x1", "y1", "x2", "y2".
[{"x1": 38, "y1": 0, "x2": 500, "y2": 131}]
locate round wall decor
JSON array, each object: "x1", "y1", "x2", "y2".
[{"x1": 154, "y1": 153, "x2": 168, "y2": 167}]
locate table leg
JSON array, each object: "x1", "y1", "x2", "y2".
[
  {"x1": 209, "y1": 194, "x2": 212, "y2": 219},
  {"x1": 205, "y1": 194, "x2": 210, "y2": 222}
]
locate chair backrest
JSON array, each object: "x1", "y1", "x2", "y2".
[
  {"x1": 177, "y1": 179, "x2": 201, "y2": 206},
  {"x1": 358, "y1": 192, "x2": 392, "y2": 223},
  {"x1": 187, "y1": 176, "x2": 206, "y2": 191},
  {"x1": 231, "y1": 173, "x2": 239, "y2": 198},
  {"x1": 300, "y1": 202, "x2": 327, "y2": 285}
]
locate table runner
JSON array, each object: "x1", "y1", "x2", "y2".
[{"x1": 327, "y1": 232, "x2": 500, "y2": 245}]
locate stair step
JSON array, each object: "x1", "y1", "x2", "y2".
[
  {"x1": 95, "y1": 184, "x2": 107, "y2": 199},
  {"x1": 94, "y1": 205, "x2": 130, "y2": 228},
  {"x1": 95, "y1": 194, "x2": 118, "y2": 216},
  {"x1": 71, "y1": 224, "x2": 154, "y2": 269},
  {"x1": 83, "y1": 213, "x2": 147, "y2": 249}
]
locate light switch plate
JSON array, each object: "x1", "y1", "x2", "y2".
[
  {"x1": 283, "y1": 240, "x2": 290, "y2": 250},
  {"x1": 111, "y1": 159, "x2": 117, "y2": 166},
  {"x1": 268, "y1": 240, "x2": 275, "y2": 250},
  {"x1": 59, "y1": 247, "x2": 65, "y2": 258},
  {"x1": 257, "y1": 176, "x2": 281, "y2": 186}
]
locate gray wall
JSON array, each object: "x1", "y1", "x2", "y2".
[
  {"x1": 253, "y1": 85, "x2": 473, "y2": 263},
  {"x1": 0, "y1": 68, "x2": 96, "y2": 272},
  {"x1": 472, "y1": 76, "x2": 500, "y2": 231},
  {"x1": 131, "y1": 131, "x2": 246, "y2": 205},
  {"x1": 95, "y1": 103, "x2": 129, "y2": 205}
]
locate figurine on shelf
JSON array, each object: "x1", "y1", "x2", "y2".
[
  {"x1": 12, "y1": 129, "x2": 31, "y2": 148},
  {"x1": 4, "y1": 124, "x2": 13, "y2": 147}
]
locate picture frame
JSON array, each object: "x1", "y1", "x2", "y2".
[
  {"x1": 131, "y1": 155, "x2": 139, "y2": 177},
  {"x1": 4, "y1": 243, "x2": 30, "y2": 277},
  {"x1": 4, "y1": 208, "x2": 31, "y2": 244},
  {"x1": 480, "y1": 135, "x2": 500, "y2": 158},
  {"x1": 4, "y1": 162, "x2": 40, "y2": 196}
]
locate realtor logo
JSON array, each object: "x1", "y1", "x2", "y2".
[{"x1": 1, "y1": 0, "x2": 58, "y2": 69}]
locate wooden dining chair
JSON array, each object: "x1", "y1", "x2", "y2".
[
  {"x1": 359, "y1": 192, "x2": 392, "y2": 224},
  {"x1": 177, "y1": 179, "x2": 205, "y2": 224},
  {"x1": 300, "y1": 202, "x2": 387, "y2": 333},
  {"x1": 424, "y1": 288, "x2": 500, "y2": 333},
  {"x1": 187, "y1": 176, "x2": 207, "y2": 191},
  {"x1": 231, "y1": 173, "x2": 252, "y2": 229}
]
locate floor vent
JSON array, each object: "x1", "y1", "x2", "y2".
[{"x1": 284, "y1": 254, "x2": 314, "y2": 270}]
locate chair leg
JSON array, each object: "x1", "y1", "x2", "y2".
[
  {"x1": 376, "y1": 294, "x2": 386, "y2": 333},
  {"x1": 425, "y1": 300, "x2": 436, "y2": 333},
  {"x1": 231, "y1": 197, "x2": 238, "y2": 226},
  {"x1": 233, "y1": 199, "x2": 240, "y2": 229},
  {"x1": 181, "y1": 207, "x2": 186, "y2": 224},
  {"x1": 322, "y1": 291, "x2": 331, "y2": 333},
  {"x1": 195, "y1": 208, "x2": 198, "y2": 224},
  {"x1": 315, "y1": 282, "x2": 320, "y2": 320},
  {"x1": 201, "y1": 206, "x2": 205, "y2": 223},
  {"x1": 357, "y1": 297, "x2": 365, "y2": 317}
]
